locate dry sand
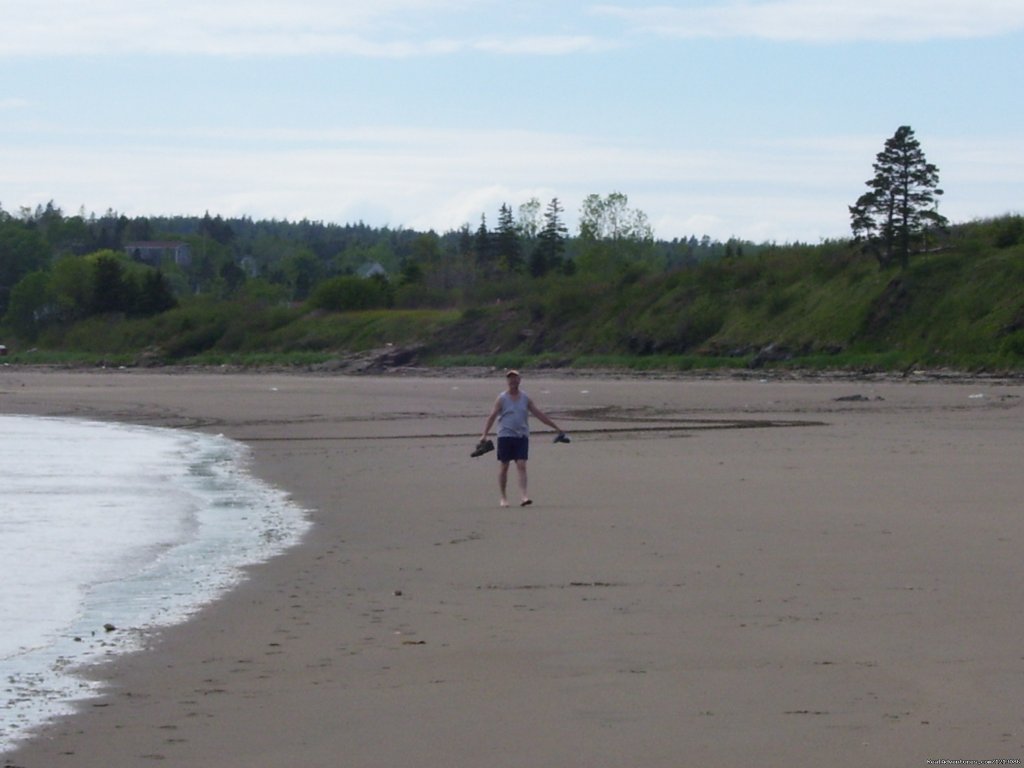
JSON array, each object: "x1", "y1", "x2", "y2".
[{"x1": 1, "y1": 368, "x2": 1022, "y2": 767}]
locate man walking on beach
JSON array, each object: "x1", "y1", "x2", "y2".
[{"x1": 480, "y1": 369, "x2": 568, "y2": 507}]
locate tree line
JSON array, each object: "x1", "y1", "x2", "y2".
[
  {"x1": 1, "y1": 125, "x2": 970, "y2": 344},
  {"x1": 0, "y1": 192, "x2": 748, "y2": 338}
]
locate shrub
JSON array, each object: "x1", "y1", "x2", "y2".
[
  {"x1": 994, "y1": 216, "x2": 1024, "y2": 248},
  {"x1": 393, "y1": 283, "x2": 453, "y2": 309},
  {"x1": 309, "y1": 276, "x2": 391, "y2": 311}
]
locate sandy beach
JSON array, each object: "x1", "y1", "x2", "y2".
[{"x1": 2, "y1": 368, "x2": 1022, "y2": 767}]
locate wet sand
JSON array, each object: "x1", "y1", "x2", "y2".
[{"x1": 2, "y1": 369, "x2": 1022, "y2": 767}]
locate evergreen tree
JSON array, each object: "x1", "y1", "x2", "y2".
[
  {"x1": 456, "y1": 224, "x2": 473, "y2": 258},
  {"x1": 530, "y1": 198, "x2": 568, "y2": 277},
  {"x1": 201, "y1": 211, "x2": 235, "y2": 245},
  {"x1": 136, "y1": 269, "x2": 178, "y2": 315},
  {"x1": 473, "y1": 214, "x2": 495, "y2": 277},
  {"x1": 90, "y1": 254, "x2": 135, "y2": 314},
  {"x1": 495, "y1": 203, "x2": 523, "y2": 273},
  {"x1": 849, "y1": 125, "x2": 948, "y2": 269}
]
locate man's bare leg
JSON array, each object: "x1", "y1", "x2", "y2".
[
  {"x1": 498, "y1": 461, "x2": 511, "y2": 507},
  {"x1": 516, "y1": 460, "x2": 531, "y2": 506}
]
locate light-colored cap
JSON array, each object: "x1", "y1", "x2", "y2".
[{"x1": 505, "y1": 369, "x2": 520, "y2": 378}]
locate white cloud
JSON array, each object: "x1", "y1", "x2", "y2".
[
  {"x1": 595, "y1": 0, "x2": 1024, "y2": 42},
  {"x1": 0, "y1": 0, "x2": 605, "y2": 57},
  {"x1": 1, "y1": 123, "x2": 1019, "y2": 242},
  {"x1": 10, "y1": 0, "x2": 1016, "y2": 56},
  {"x1": 472, "y1": 35, "x2": 613, "y2": 55},
  {"x1": 0, "y1": 125, "x2": 864, "y2": 240}
]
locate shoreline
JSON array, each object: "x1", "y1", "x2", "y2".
[
  {"x1": 0, "y1": 416, "x2": 310, "y2": 755},
  {"x1": 7, "y1": 359, "x2": 1024, "y2": 385},
  {"x1": 2, "y1": 369, "x2": 1023, "y2": 766}
]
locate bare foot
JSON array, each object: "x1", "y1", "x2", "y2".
[{"x1": 500, "y1": 499, "x2": 510, "y2": 507}]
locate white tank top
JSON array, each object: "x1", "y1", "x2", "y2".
[{"x1": 497, "y1": 391, "x2": 530, "y2": 438}]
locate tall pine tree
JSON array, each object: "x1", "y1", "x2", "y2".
[
  {"x1": 849, "y1": 125, "x2": 948, "y2": 269},
  {"x1": 530, "y1": 198, "x2": 568, "y2": 277},
  {"x1": 494, "y1": 203, "x2": 523, "y2": 273},
  {"x1": 473, "y1": 214, "x2": 495, "y2": 278}
]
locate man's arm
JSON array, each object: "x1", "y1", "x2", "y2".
[
  {"x1": 481, "y1": 398, "x2": 501, "y2": 440},
  {"x1": 527, "y1": 399, "x2": 563, "y2": 434}
]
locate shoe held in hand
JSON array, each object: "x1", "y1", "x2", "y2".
[{"x1": 471, "y1": 438, "x2": 494, "y2": 457}]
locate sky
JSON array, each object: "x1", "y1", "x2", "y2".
[{"x1": 1, "y1": 0, "x2": 1022, "y2": 244}]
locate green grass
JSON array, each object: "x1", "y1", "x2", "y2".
[
  {"x1": 5, "y1": 216, "x2": 1024, "y2": 374},
  {"x1": 262, "y1": 309, "x2": 459, "y2": 353},
  {"x1": 2, "y1": 349, "x2": 137, "y2": 366},
  {"x1": 426, "y1": 352, "x2": 751, "y2": 372},
  {"x1": 182, "y1": 351, "x2": 337, "y2": 367}
]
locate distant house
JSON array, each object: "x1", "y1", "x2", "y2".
[
  {"x1": 125, "y1": 241, "x2": 192, "y2": 268},
  {"x1": 239, "y1": 255, "x2": 260, "y2": 277},
  {"x1": 356, "y1": 261, "x2": 388, "y2": 279}
]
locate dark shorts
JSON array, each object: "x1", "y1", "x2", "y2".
[{"x1": 497, "y1": 436, "x2": 529, "y2": 463}]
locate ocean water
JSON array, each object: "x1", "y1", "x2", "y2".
[{"x1": 0, "y1": 415, "x2": 311, "y2": 755}]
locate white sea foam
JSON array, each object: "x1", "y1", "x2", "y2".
[{"x1": 0, "y1": 415, "x2": 310, "y2": 755}]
